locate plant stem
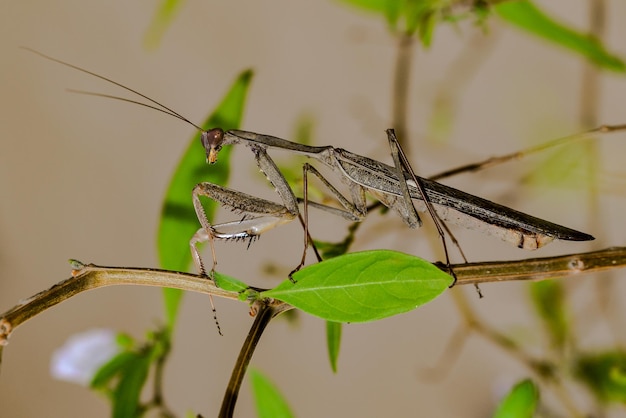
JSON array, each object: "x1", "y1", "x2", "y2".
[
  {"x1": 151, "y1": 329, "x2": 175, "y2": 418},
  {"x1": 581, "y1": 0, "x2": 619, "y2": 346},
  {"x1": 218, "y1": 301, "x2": 276, "y2": 418},
  {"x1": 580, "y1": 0, "x2": 605, "y2": 130},
  {"x1": 429, "y1": 123, "x2": 626, "y2": 181},
  {"x1": 392, "y1": 31, "x2": 414, "y2": 149},
  {"x1": 1, "y1": 248, "x2": 625, "y2": 412},
  {"x1": 2, "y1": 248, "x2": 626, "y2": 347}
]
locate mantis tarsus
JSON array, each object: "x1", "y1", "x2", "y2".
[{"x1": 26, "y1": 48, "x2": 595, "y2": 285}]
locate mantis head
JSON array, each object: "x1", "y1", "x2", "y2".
[{"x1": 201, "y1": 128, "x2": 225, "y2": 164}]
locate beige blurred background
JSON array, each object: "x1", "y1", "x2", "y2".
[{"x1": 1, "y1": 1, "x2": 626, "y2": 417}]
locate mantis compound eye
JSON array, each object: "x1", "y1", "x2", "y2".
[{"x1": 201, "y1": 128, "x2": 225, "y2": 164}]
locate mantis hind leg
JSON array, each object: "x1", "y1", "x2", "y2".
[{"x1": 386, "y1": 130, "x2": 472, "y2": 293}]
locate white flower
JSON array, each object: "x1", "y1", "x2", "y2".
[{"x1": 50, "y1": 328, "x2": 121, "y2": 386}]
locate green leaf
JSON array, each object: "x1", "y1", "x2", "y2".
[
  {"x1": 313, "y1": 238, "x2": 352, "y2": 260},
  {"x1": 213, "y1": 271, "x2": 250, "y2": 293},
  {"x1": 90, "y1": 331, "x2": 170, "y2": 416},
  {"x1": 157, "y1": 70, "x2": 253, "y2": 327},
  {"x1": 214, "y1": 272, "x2": 257, "y2": 301},
  {"x1": 143, "y1": 0, "x2": 186, "y2": 50},
  {"x1": 493, "y1": 379, "x2": 539, "y2": 418},
  {"x1": 261, "y1": 250, "x2": 452, "y2": 323},
  {"x1": 417, "y1": 10, "x2": 437, "y2": 47},
  {"x1": 334, "y1": 0, "x2": 388, "y2": 15},
  {"x1": 384, "y1": 1, "x2": 402, "y2": 29},
  {"x1": 334, "y1": 0, "x2": 421, "y2": 36},
  {"x1": 495, "y1": 1, "x2": 626, "y2": 72},
  {"x1": 112, "y1": 352, "x2": 151, "y2": 418},
  {"x1": 115, "y1": 333, "x2": 135, "y2": 350},
  {"x1": 402, "y1": 2, "x2": 438, "y2": 44},
  {"x1": 313, "y1": 223, "x2": 358, "y2": 260},
  {"x1": 529, "y1": 280, "x2": 568, "y2": 350},
  {"x1": 90, "y1": 351, "x2": 137, "y2": 390},
  {"x1": 293, "y1": 114, "x2": 315, "y2": 146},
  {"x1": 528, "y1": 141, "x2": 595, "y2": 190},
  {"x1": 326, "y1": 321, "x2": 342, "y2": 373},
  {"x1": 574, "y1": 351, "x2": 626, "y2": 404},
  {"x1": 250, "y1": 368, "x2": 295, "y2": 418}
]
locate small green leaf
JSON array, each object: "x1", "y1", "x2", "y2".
[
  {"x1": 417, "y1": 10, "x2": 437, "y2": 47},
  {"x1": 529, "y1": 280, "x2": 568, "y2": 350},
  {"x1": 261, "y1": 250, "x2": 452, "y2": 323},
  {"x1": 528, "y1": 142, "x2": 595, "y2": 190},
  {"x1": 495, "y1": 1, "x2": 626, "y2": 72},
  {"x1": 334, "y1": 0, "x2": 388, "y2": 15},
  {"x1": 115, "y1": 333, "x2": 134, "y2": 349},
  {"x1": 493, "y1": 379, "x2": 539, "y2": 418},
  {"x1": 313, "y1": 222, "x2": 358, "y2": 260},
  {"x1": 112, "y1": 352, "x2": 151, "y2": 418},
  {"x1": 293, "y1": 114, "x2": 315, "y2": 146},
  {"x1": 250, "y1": 368, "x2": 295, "y2": 418},
  {"x1": 213, "y1": 272, "x2": 250, "y2": 293},
  {"x1": 157, "y1": 70, "x2": 253, "y2": 327},
  {"x1": 333, "y1": 0, "x2": 416, "y2": 35},
  {"x1": 326, "y1": 321, "x2": 342, "y2": 373},
  {"x1": 90, "y1": 351, "x2": 137, "y2": 390},
  {"x1": 143, "y1": 0, "x2": 186, "y2": 50},
  {"x1": 574, "y1": 351, "x2": 626, "y2": 404},
  {"x1": 402, "y1": 2, "x2": 438, "y2": 44},
  {"x1": 213, "y1": 272, "x2": 257, "y2": 302},
  {"x1": 313, "y1": 239, "x2": 351, "y2": 260},
  {"x1": 384, "y1": 1, "x2": 402, "y2": 29}
]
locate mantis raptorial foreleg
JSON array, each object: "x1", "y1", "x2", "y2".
[
  {"x1": 191, "y1": 144, "x2": 300, "y2": 277},
  {"x1": 190, "y1": 185, "x2": 294, "y2": 275}
]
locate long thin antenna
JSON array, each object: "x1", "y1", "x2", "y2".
[
  {"x1": 21, "y1": 47, "x2": 204, "y2": 132},
  {"x1": 23, "y1": 47, "x2": 226, "y2": 333},
  {"x1": 66, "y1": 89, "x2": 196, "y2": 127}
]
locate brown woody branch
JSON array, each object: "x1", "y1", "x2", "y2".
[{"x1": 2, "y1": 247, "x2": 626, "y2": 346}]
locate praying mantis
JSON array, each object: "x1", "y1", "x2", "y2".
[
  {"x1": 191, "y1": 127, "x2": 593, "y2": 276},
  {"x1": 25, "y1": 49, "x2": 595, "y2": 283}
]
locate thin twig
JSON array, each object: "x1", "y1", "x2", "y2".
[
  {"x1": 218, "y1": 301, "x2": 277, "y2": 418},
  {"x1": 392, "y1": 31, "x2": 414, "y2": 149},
  {"x1": 418, "y1": 324, "x2": 471, "y2": 382},
  {"x1": 151, "y1": 329, "x2": 175, "y2": 418},
  {"x1": 429, "y1": 28, "x2": 498, "y2": 143},
  {"x1": 580, "y1": 0, "x2": 622, "y2": 351},
  {"x1": 428, "y1": 124, "x2": 626, "y2": 181},
  {"x1": 580, "y1": 0, "x2": 605, "y2": 130}
]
